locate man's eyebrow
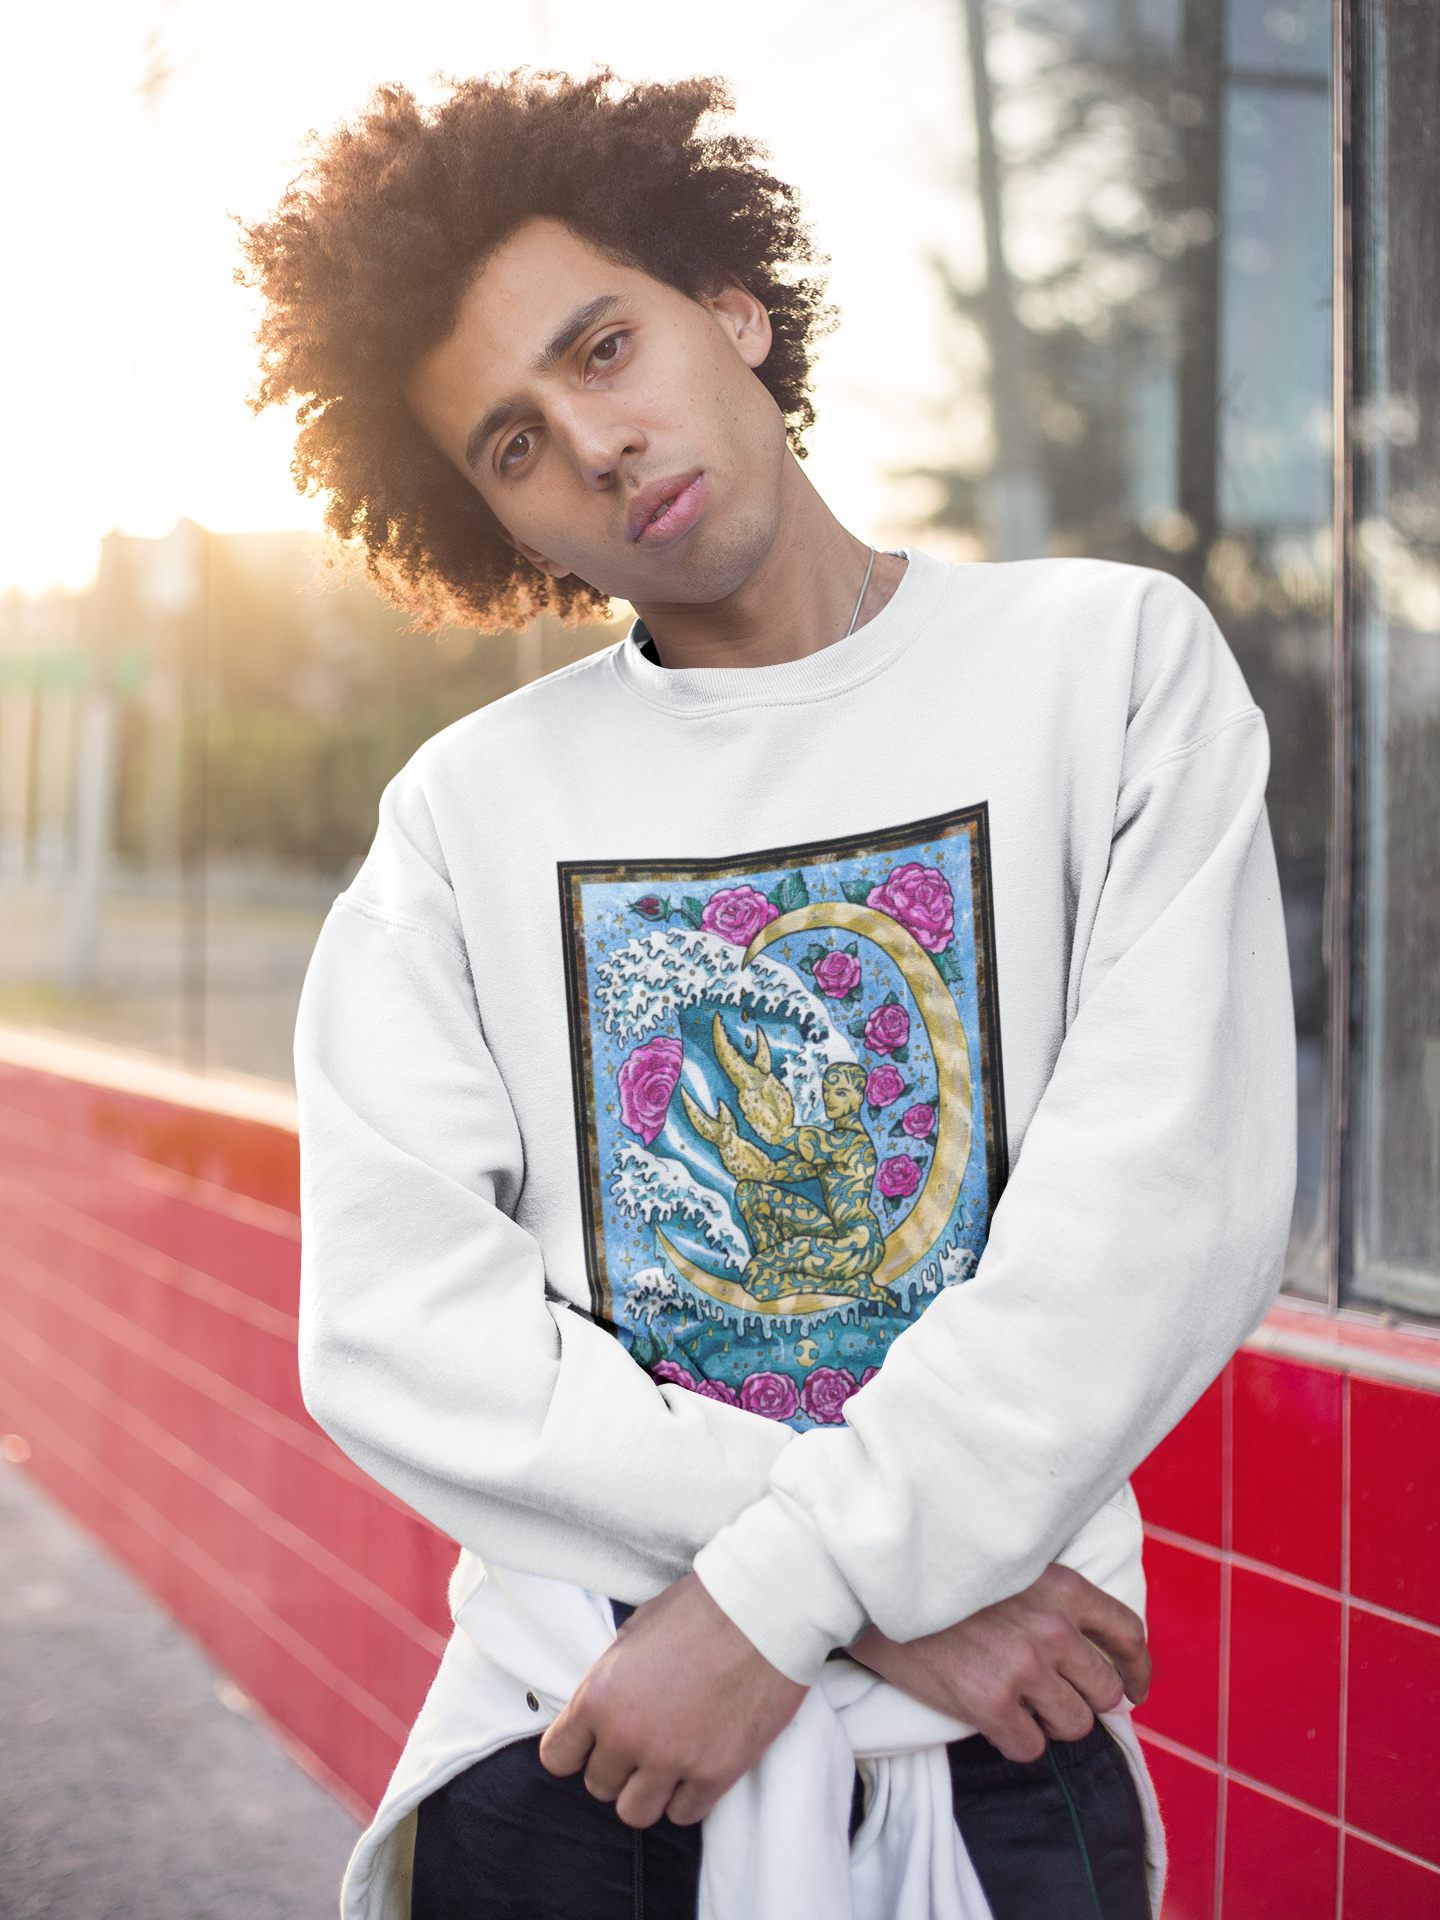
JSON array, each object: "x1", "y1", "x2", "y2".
[
  {"x1": 534, "y1": 294, "x2": 623, "y2": 374},
  {"x1": 465, "y1": 401, "x2": 522, "y2": 473},
  {"x1": 461, "y1": 296, "x2": 625, "y2": 474}
]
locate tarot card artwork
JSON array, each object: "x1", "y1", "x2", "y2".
[{"x1": 558, "y1": 806, "x2": 1007, "y2": 1432}]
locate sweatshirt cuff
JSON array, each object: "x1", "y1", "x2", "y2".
[{"x1": 693, "y1": 1489, "x2": 869, "y2": 1685}]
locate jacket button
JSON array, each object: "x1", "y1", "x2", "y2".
[{"x1": 526, "y1": 1690, "x2": 540, "y2": 1712}]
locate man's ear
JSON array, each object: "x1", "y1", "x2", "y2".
[
  {"x1": 706, "y1": 283, "x2": 773, "y2": 370},
  {"x1": 496, "y1": 522, "x2": 573, "y2": 581}
]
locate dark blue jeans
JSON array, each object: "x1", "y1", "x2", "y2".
[{"x1": 411, "y1": 1719, "x2": 1149, "y2": 1919}]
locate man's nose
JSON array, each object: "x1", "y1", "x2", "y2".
[{"x1": 553, "y1": 397, "x2": 646, "y2": 491}]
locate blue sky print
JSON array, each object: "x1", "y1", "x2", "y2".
[{"x1": 558, "y1": 807, "x2": 1007, "y2": 1433}]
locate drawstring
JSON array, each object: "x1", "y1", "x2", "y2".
[{"x1": 1047, "y1": 1741, "x2": 1106, "y2": 1920}]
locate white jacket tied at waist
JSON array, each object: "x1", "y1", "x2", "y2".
[{"x1": 339, "y1": 1534, "x2": 1165, "y2": 1920}]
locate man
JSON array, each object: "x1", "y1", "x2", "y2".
[
  {"x1": 244, "y1": 69, "x2": 1295, "y2": 1920},
  {"x1": 725, "y1": 1059, "x2": 890, "y2": 1304}
]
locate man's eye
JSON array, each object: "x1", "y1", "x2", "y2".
[
  {"x1": 590, "y1": 333, "x2": 623, "y2": 367},
  {"x1": 500, "y1": 430, "x2": 534, "y2": 471}
]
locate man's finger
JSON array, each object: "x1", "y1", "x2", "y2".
[
  {"x1": 1056, "y1": 1576, "x2": 1151, "y2": 1705},
  {"x1": 1080, "y1": 1622, "x2": 1151, "y2": 1706},
  {"x1": 614, "y1": 1764, "x2": 683, "y2": 1829},
  {"x1": 665, "y1": 1776, "x2": 729, "y2": 1827},
  {"x1": 1022, "y1": 1672, "x2": 1097, "y2": 1745},
  {"x1": 537, "y1": 1703, "x2": 594, "y2": 1778},
  {"x1": 583, "y1": 1749, "x2": 637, "y2": 1805},
  {"x1": 1118, "y1": 1644, "x2": 1152, "y2": 1705},
  {"x1": 973, "y1": 1700, "x2": 1048, "y2": 1764},
  {"x1": 1055, "y1": 1634, "x2": 1127, "y2": 1717}
]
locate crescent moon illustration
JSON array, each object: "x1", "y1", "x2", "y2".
[
  {"x1": 745, "y1": 901, "x2": 972, "y2": 1286},
  {"x1": 654, "y1": 1226, "x2": 859, "y2": 1319}
]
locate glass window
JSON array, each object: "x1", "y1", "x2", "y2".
[
  {"x1": 1347, "y1": 0, "x2": 1440, "y2": 1322},
  {"x1": 939, "y1": 0, "x2": 1334, "y2": 1294}
]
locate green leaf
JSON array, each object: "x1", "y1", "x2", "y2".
[
  {"x1": 867, "y1": 1104, "x2": 879, "y2": 1119},
  {"x1": 843, "y1": 986, "x2": 862, "y2": 1005},
  {"x1": 883, "y1": 991, "x2": 899, "y2": 1007},
  {"x1": 892, "y1": 1046, "x2": 910, "y2": 1065},
  {"x1": 847, "y1": 1016, "x2": 869, "y2": 1040},
  {"x1": 680, "y1": 898, "x2": 705, "y2": 930},
  {"x1": 841, "y1": 876, "x2": 872, "y2": 906},
  {"x1": 798, "y1": 954, "x2": 816, "y2": 974},
  {"x1": 845, "y1": 940, "x2": 859, "y2": 956},
  {"x1": 630, "y1": 895, "x2": 672, "y2": 921},
  {"x1": 777, "y1": 870, "x2": 810, "y2": 913},
  {"x1": 889, "y1": 1118, "x2": 907, "y2": 1137},
  {"x1": 935, "y1": 945, "x2": 963, "y2": 986}
]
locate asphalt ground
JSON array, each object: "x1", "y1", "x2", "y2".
[{"x1": 0, "y1": 1458, "x2": 360, "y2": 1919}]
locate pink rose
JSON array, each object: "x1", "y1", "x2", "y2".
[
  {"x1": 695, "y1": 1378, "x2": 740, "y2": 1405},
  {"x1": 651, "y1": 1359, "x2": 695, "y2": 1390},
  {"x1": 700, "y1": 886, "x2": 779, "y2": 947},
  {"x1": 799, "y1": 1366, "x2": 859, "y2": 1424},
  {"x1": 864, "y1": 1003, "x2": 910, "y2": 1054},
  {"x1": 812, "y1": 949, "x2": 862, "y2": 998},
  {"x1": 876, "y1": 1155, "x2": 922, "y2": 1200},
  {"x1": 618, "y1": 1036, "x2": 683, "y2": 1145},
  {"x1": 865, "y1": 1064, "x2": 906, "y2": 1109},
  {"x1": 738, "y1": 1371, "x2": 800, "y2": 1421},
  {"x1": 860, "y1": 1367, "x2": 880, "y2": 1387},
  {"x1": 867, "y1": 864, "x2": 955, "y2": 953},
  {"x1": 902, "y1": 1103, "x2": 936, "y2": 1138}
]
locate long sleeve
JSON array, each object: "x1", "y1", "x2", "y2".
[
  {"x1": 296, "y1": 555, "x2": 1297, "y2": 1689},
  {"x1": 693, "y1": 651, "x2": 1297, "y2": 1681},
  {"x1": 294, "y1": 787, "x2": 797, "y2": 1605}
]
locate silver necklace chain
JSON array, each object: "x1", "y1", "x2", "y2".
[{"x1": 845, "y1": 546, "x2": 877, "y2": 638}]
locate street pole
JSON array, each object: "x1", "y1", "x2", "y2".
[{"x1": 962, "y1": 0, "x2": 1050, "y2": 560}]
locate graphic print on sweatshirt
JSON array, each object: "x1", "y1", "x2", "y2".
[{"x1": 558, "y1": 806, "x2": 1007, "y2": 1433}]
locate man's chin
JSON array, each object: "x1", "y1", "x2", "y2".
[{"x1": 599, "y1": 520, "x2": 779, "y2": 614}]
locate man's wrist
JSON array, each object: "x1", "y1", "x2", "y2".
[{"x1": 692, "y1": 1489, "x2": 869, "y2": 1686}]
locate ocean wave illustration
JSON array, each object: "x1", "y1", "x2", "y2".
[
  {"x1": 608, "y1": 1143, "x2": 751, "y2": 1272},
  {"x1": 594, "y1": 929, "x2": 834, "y2": 1042}
]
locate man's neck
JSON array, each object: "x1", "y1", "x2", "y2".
[{"x1": 630, "y1": 456, "x2": 907, "y2": 671}]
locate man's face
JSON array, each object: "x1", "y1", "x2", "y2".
[
  {"x1": 404, "y1": 218, "x2": 791, "y2": 607},
  {"x1": 822, "y1": 1071, "x2": 863, "y2": 1120}
]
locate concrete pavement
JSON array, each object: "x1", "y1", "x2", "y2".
[{"x1": 0, "y1": 1459, "x2": 359, "y2": 1919}]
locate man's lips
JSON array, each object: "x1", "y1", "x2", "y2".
[{"x1": 627, "y1": 472, "x2": 707, "y2": 546}]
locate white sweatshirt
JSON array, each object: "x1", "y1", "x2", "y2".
[{"x1": 296, "y1": 550, "x2": 1295, "y2": 1689}]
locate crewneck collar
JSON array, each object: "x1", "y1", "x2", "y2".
[{"x1": 609, "y1": 549, "x2": 951, "y2": 717}]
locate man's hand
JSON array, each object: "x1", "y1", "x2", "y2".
[
  {"x1": 850, "y1": 1563, "x2": 1150, "y2": 1763},
  {"x1": 538, "y1": 1572, "x2": 806, "y2": 1828}
]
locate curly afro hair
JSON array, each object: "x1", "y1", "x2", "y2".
[{"x1": 240, "y1": 71, "x2": 832, "y2": 631}]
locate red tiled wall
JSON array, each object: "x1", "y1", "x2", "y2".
[
  {"x1": 0, "y1": 1059, "x2": 454, "y2": 1819},
  {"x1": 1133, "y1": 1350, "x2": 1440, "y2": 1916},
  {"x1": 5, "y1": 1047, "x2": 1440, "y2": 1909}
]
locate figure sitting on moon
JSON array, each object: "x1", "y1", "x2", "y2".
[
  {"x1": 638, "y1": 886, "x2": 975, "y2": 1320},
  {"x1": 680, "y1": 1016, "x2": 890, "y2": 1305}
]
